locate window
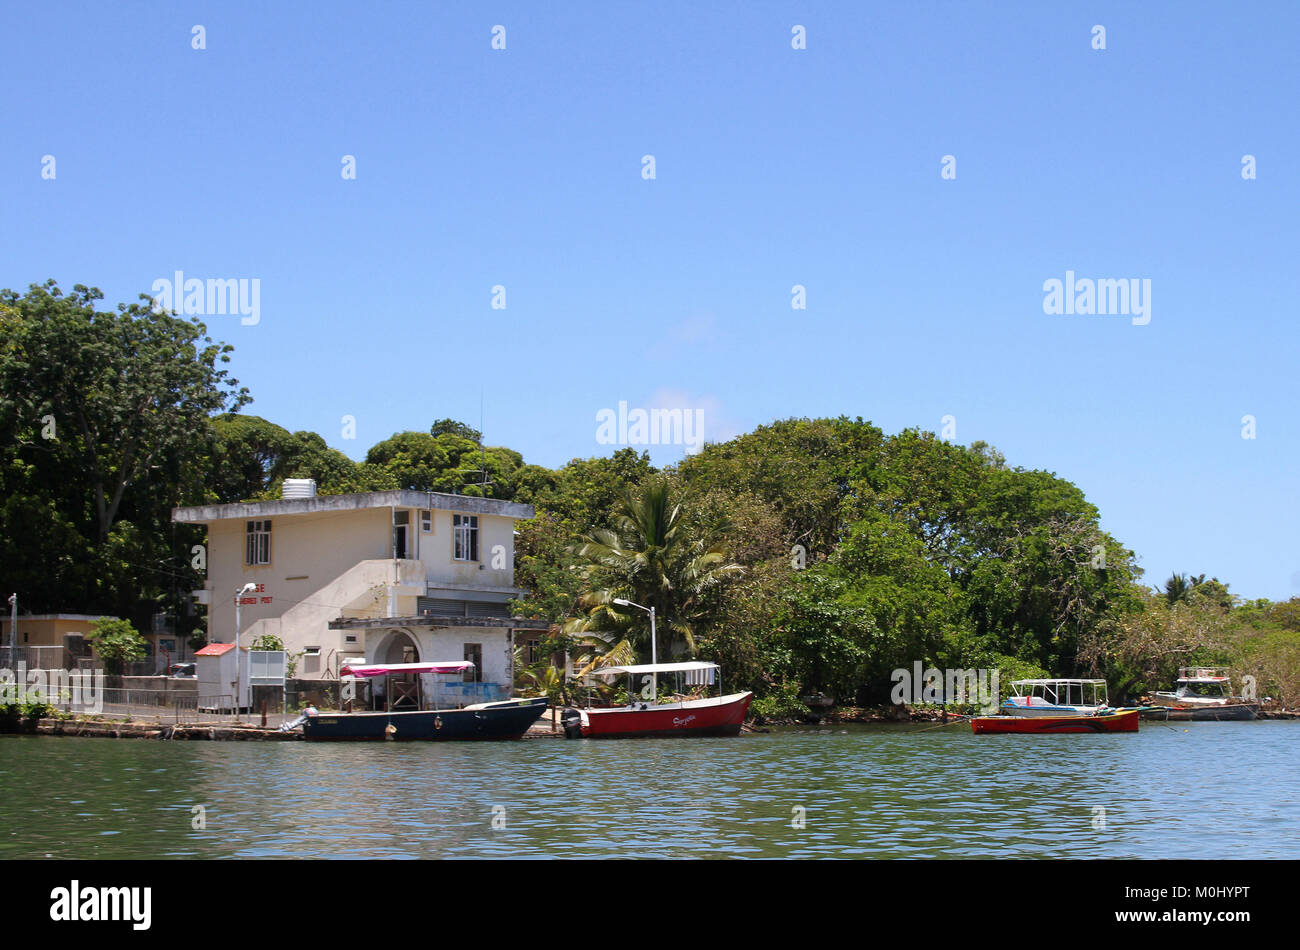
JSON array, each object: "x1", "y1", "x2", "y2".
[
  {"x1": 463, "y1": 643, "x2": 482, "y2": 682},
  {"x1": 453, "y1": 514, "x2": 479, "y2": 561},
  {"x1": 421, "y1": 510, "x2": 433, "y2": 533},
  {"x1": 246, "y1": 519, "x2": 272, "y2": 565},
  {"x1": 393, "y1": 510, "x2": 409, "y2": 559}
]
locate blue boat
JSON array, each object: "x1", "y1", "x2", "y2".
[{"x1": 293, "y1": 661, "x2": 548, "y2": 741}]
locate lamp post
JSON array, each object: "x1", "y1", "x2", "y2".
[
  {"x1": 234, "y1": 583, "x2": 255, "y2": 720},
  {"x1": 7, "y1": 593, "x2": 16, "y2": 671},
  {"x1": 612, "y1": 598, "x2": 656, "y2": 700}
]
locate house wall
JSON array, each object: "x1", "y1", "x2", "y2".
[
  {"x1": 0, "y1": 616, "x2": 103, "y2": 647},
  {"x1": 360, "y1": 626, "x2": 514, "y2": 691},
  {"x1": 204, "y1": 506, "x2": 393, "y2": 649},
  {"x1": 196, "y1": 501, "x2": 519, "y2": 680}
]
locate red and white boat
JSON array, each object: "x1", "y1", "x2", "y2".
[
  {"x1": 561, "y1": 661, "x2": 752, "y2": 739},
  {"x1": 971, "y1": 708, "x2": 1140, "y2": 734}
]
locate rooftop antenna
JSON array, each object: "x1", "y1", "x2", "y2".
[{"x1": 463, "y1": 387, "x2": 492, "y2": 495}]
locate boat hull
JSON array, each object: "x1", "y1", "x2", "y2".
[
  {"x1": 1140, "y1": 703, "x2": 1258, "y2": 722},
  {"x1": 971, "y1": 709, "x2": 1140, "y2": 734},
  {"x1": 564, "y1": 692, "x2": 753, "y2": 739},
  {"x1": 301, "y1": 697, "x2": 548, "y2": 740}
]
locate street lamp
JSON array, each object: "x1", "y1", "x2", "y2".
[
  {"x1": 612, "y1": 598, "x2": 656, "y2": 700},
  {"x1": 7, "y1": 593, "x2": 16, "y2": 671},
  {"x1": 234, "y1": 582, "x2": 255, "y2": 720}
]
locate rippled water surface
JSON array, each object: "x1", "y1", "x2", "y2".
[{"x1": 2, "y1": 722, "x2": 1295, "y2": 858}]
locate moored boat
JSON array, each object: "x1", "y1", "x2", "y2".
[
  {"x1": 1001, "y1": 678, "x2": 1114, "y2": 717},
  {"x1": 1141, "y1": 667, "x2": 1258, "y2": 721},
  {"x1": 561, "y1": 661, "x2": 752, "y2": 739},
  {"x1": 296, "y1": 661, "x2": 548, "y2": 741},
  {"x1": 971, "y1": 708, "x2": 1140, "y2": 734}
]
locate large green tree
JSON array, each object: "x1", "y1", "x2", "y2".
[
  {"x1": 0, "y1": 281, "x2": 248, "y2": 542},
  {"x1": 0, "y1": 281, "x2": 247, "y2": 626}
]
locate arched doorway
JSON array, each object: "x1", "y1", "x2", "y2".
[
  {"x1": 372, "y1": 630, "x2": 421, "y2": 710},
  {"x1": 376, "y1": 629, "x2": 420, "y2": 665}
]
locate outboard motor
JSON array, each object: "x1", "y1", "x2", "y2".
[
  {"x1": 561, "y1": 708, "x2": 584, "y2": 739},
  {"x1": 279, "y1": 713, "x2": 308, "y2": 732}
]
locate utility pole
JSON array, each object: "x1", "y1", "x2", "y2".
[{"x1": 234, "y1": 583, "x2": 255, "y2": 720}]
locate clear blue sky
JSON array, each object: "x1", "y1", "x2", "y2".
[{"x1": 3, "y1": 2, "x2": 1297, "y2": 599}]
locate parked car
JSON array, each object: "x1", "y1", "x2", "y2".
[{"x1": 169, "y1": 663, "x2": 196, "y2": 678}]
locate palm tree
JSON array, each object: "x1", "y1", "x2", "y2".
[
  {"x1": 566, "y1": 476, "x2": 743, "y2": 675},
  {"x1": 1161, "y1": 572, "x2": 1206, "y2": 606}
]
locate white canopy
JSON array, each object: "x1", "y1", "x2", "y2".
[{"x1": 587, "y1": 661, "x2": 720, "y2": 678}]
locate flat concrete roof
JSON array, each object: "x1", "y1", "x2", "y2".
[
  {"x1": 329, "y1": 615, "x2": 551, "y2": 631},
  {"x1": 172, "y1": 489, "x2": 534, "y2": 524},
  {"x1": 0, "y1": 614, "x2": 117, "y2": 623}
]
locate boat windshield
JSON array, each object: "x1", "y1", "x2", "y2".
[{"x1": 1181, "y1": 682, "x2": 1229, "y2": 698}]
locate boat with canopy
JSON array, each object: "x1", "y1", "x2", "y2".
[
  {"x1": 1142, "y1": 668, "x2": 1258, "y2": 721},
  {"x1": 971, "y1": 676, "x2": 1140, "y2": 733},
  {"x1": 560, "y1": 661, "x2": 752, "y2": 739},
  {"x1": 1001, "y1": 679, "x2": 1115, "y2": 717},
  {"x1": 294, "y1": 660, "x2": 547, "y2": 740}
]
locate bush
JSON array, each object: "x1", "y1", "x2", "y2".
[{"x1": 750, "y1": 683, "x2": 810, "y2": 722}]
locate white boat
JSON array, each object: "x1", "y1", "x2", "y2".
[
  {"x1": 1001, "y1": 679, "x2": 1114, "y2": 718},
  {"x1": 1151, "y1": 667, "x2": 1240, "y2": 708},
  {"x1": 1145, "y1": 667, "x2": 1258, "y2": 721}
]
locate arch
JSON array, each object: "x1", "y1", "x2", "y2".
[{"x1": 374, "y1": 629, "x2": 420, "y2": 665}]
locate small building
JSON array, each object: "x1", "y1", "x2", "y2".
[
  {"x1": 193, "y1": 642, "x2": 250, "y2": 712},
  {"x1": 172, "y1": 484, "x2": 549, "y2": 700},
  {"x1": 0, "y1": 614, "x2": 116, "y2": 670}
]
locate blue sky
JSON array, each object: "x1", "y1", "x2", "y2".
[{"x1": 2, "y1": 2, "x2": 1297, "y2": 599}]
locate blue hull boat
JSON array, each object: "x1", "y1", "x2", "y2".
[{"x1": 301, "y1": 697, "x2": 548, "y2": 741}]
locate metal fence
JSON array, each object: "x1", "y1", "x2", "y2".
[
  {"x1": 0, "y1": 645, "x2": 86, "y2": 670},
  {"x1": 33, "y1": 686, "x2": 291, "y2": 726},
  {"x1": 1, "y1": 648, "x2": 178, "y2": 677}
]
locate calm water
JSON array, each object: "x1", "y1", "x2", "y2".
[{"x1": 2, "y1": 721, "x2": 1296, "y2": 859}]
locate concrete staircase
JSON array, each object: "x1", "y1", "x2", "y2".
[{"x1": 242, "y1": 558, "x2": 424, "y2": 659}]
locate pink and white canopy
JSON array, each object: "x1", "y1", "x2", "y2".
[{"x1": 341, "y1": 661, "x2": 474, "y2": 678}]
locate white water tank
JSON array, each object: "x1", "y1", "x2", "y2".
[{"x1": 282, "y1": 478, "x2": 317, "y2": 499}]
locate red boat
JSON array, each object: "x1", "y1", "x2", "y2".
[
  {"x1": 561, "y1": 662, "x2": 752, "y2": 739},
  {"x1": 971, "y1": 708, "x2": 1140, "y2": 734}
]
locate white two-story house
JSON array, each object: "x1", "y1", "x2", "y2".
[{"x1": 171, "y1": 482, "x2": 548, "y2": 698}]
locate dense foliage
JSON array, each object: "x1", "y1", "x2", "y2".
[{"x1": 3, "y1": 281, "x2": 1296, "y2": 705}]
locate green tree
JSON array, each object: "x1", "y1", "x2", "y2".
[
  {"x1": 567, "y1": 476, "x2": 744, "y2": 670},
  {"x1": 1161, "y1": 572, "x2": 1206, "y2": 606},
  {"x1": 0, "y1": 281, "x2": 248, "y2": 627},
  {"x1": 365, "y1": 423, "x2": 521, "y2": 497},
  {"x1": 0, "y1": 281, "x2": 248, "y2": 542},
  {"x1": 88, "y1": 617, "x2": 147, "y2": 675}
]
